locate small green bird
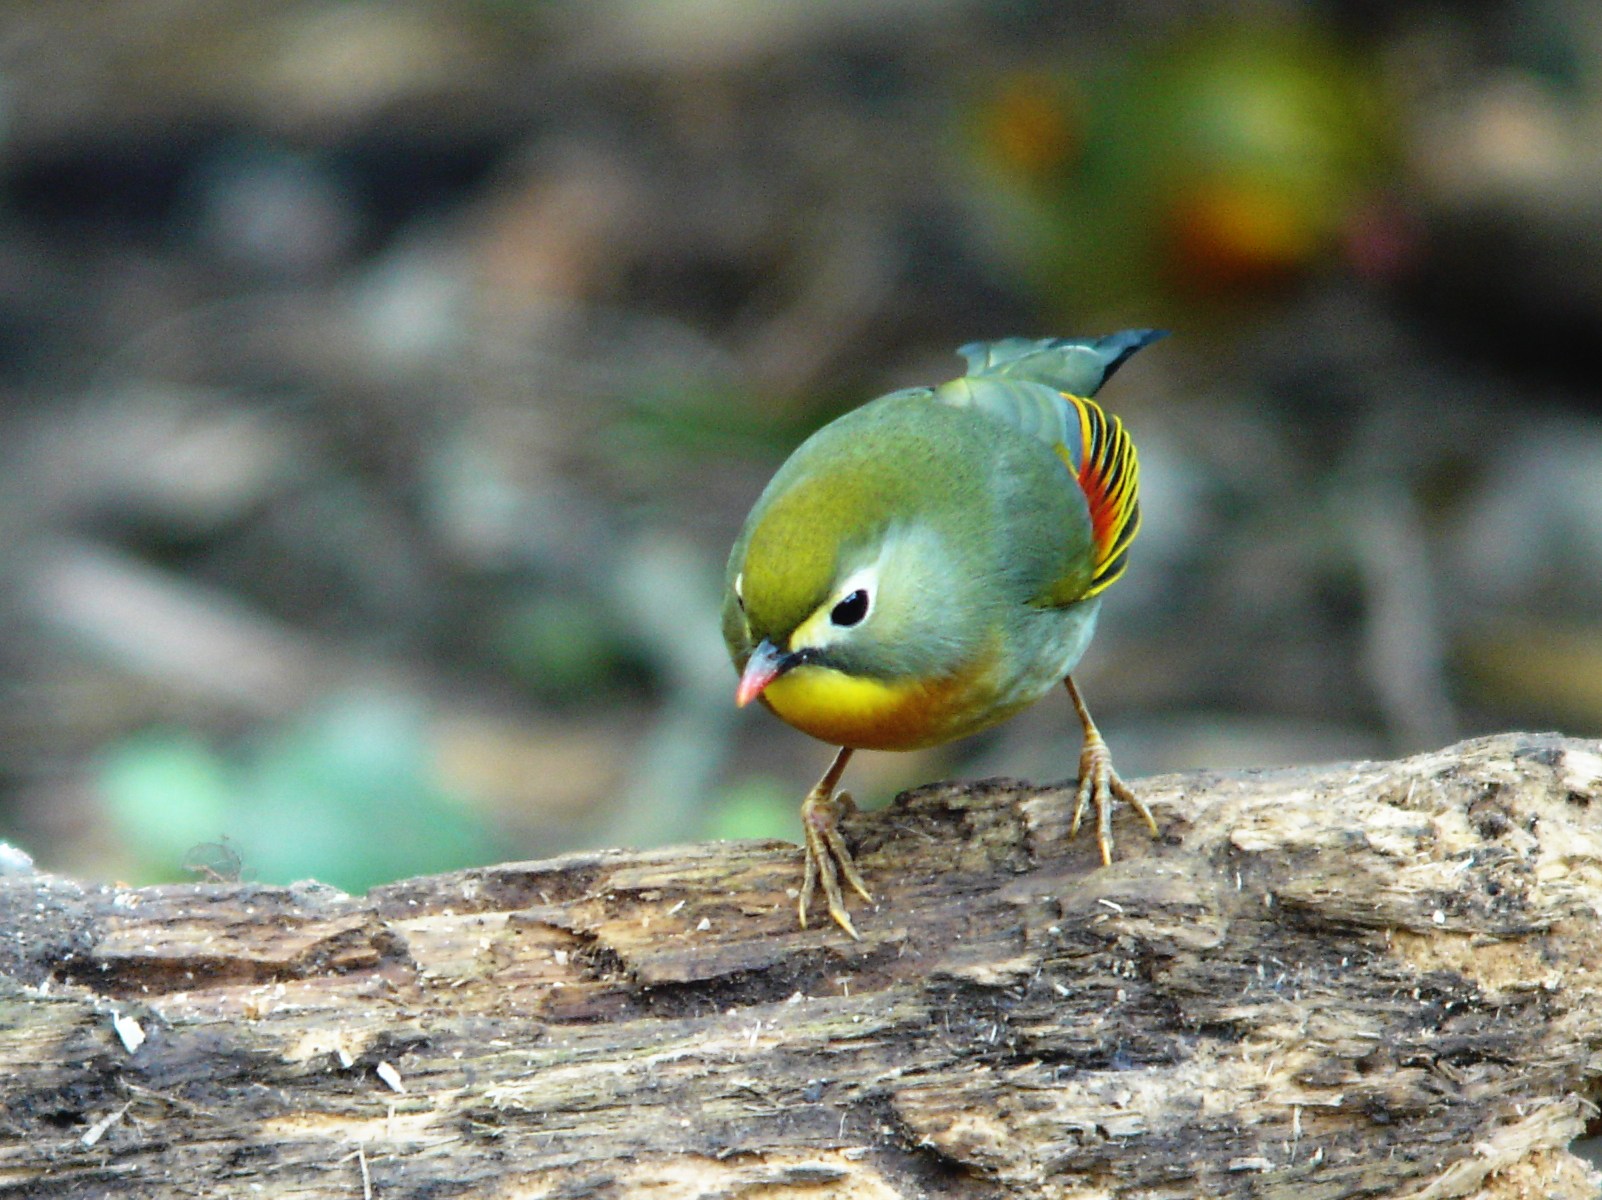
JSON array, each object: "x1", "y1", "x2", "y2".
[{"x1": 723, "y1": 331, "x2": 1164, "y2": 937}]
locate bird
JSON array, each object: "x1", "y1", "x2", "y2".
[{"x1": 722, "y1": 330, "x2": 1165, "y2": 938}]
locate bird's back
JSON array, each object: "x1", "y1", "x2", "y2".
[{"x1": 826, "y1": 388, "x2": 1100, "y2": 617}]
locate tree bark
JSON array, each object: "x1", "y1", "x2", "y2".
[{"x1": 3, "y1": 732, "x2": 1601, "y2": 1198}]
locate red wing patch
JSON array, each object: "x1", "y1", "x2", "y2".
[{"x1": 1066, "y1": 394, "x2": 1140, "y2": 597}]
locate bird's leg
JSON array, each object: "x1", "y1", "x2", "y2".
[
  {"x1": 798, "y1": 746, "x2": 872, "y2": 939},
  {"x1": 1065, "y1": 675, "x2": 1158, "y2": 865}
]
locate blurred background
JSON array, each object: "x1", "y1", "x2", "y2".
[{"x1": 0, "y1": 0, "x2": 1599, "y2": 896}]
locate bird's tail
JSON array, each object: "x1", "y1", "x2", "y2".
[{"x1": 957, "y1": 329, "x2": 1168, "y2": 398}]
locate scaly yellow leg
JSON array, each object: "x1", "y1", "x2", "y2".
[
  {"x1": 797, "y1": 746, "x2": 872, "y2": 938},
  {"x1": 1065, "y1": 675, "x2": 1158, "y2": 864}
]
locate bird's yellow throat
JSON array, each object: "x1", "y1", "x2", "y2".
[
  {"x1": 760, "y1": 650, "x2": 1003, "y2": 752},
  {"x1": 760, "y1": 666, "x2": 934, "y2": 751}
]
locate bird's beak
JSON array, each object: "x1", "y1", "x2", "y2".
[{"x1": 736, "y1": 639, "x2": 797, "y2": 707}]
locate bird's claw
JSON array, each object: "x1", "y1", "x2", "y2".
[
  {"x1": 1069, "y1": 733, "x2": 1158, "y2": 866},
  {"x1": 799, "y1": 788, "x2": 872, "y2": 939}
]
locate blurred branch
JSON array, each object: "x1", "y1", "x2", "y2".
[
  {"x1": 24, "y1": 539, "x2": 332, "y2": 718},
  {"x1": 1350, "y1": 485, "x2": 1457, "y2": 751},
  {"x1": 730, "y1": 208, "x2": 900, "y2": 400}
]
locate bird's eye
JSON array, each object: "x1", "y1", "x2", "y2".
[{"x1": 830, "y1": 589, "x2": 869, "y2": 627}]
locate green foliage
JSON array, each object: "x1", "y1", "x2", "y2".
[
  {"x1": 99, "y1": 694, "x2": 497, "y2": 892},
  {"x1": 703, "y1": 775, "x2": 799, "y2": 843},
  {"x1": 491, "y1": 592, "x2": 630, "y2": 699},
  {"x1": 961, "y1": 12, "x2": 1393, "y2": 315}
]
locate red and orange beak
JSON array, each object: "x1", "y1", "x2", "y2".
[{"x1": 736, "y1": 639, "x2": 796, "y2": 707}]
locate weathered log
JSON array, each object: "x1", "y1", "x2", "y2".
[{"x1": 2, "y1": 732, "x2": 1601, "y2": 1198}]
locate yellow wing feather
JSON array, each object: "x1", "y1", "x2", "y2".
[{"x1": 1068, "y1": 394, "x2": 1141, "y2": 599}]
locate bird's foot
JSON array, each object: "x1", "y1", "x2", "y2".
[
  {"x1": 799, "y1": 787, "x2": 873, "y2": 939},
  {"x1": 1069, "y1": 732, "x2": 1159, "y2": 866}
]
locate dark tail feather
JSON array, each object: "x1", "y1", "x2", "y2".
[{"x1": 1092, "y1": 328, "x2": 1169, "y2": 384}]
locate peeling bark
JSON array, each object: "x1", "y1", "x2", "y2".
[{"x1": 2, "y1": 733, "x2": 1601, "y2": 1198}]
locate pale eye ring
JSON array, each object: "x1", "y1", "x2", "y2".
[{"x1": 830, "y1": 589, "x2": 869, "y2": 627}]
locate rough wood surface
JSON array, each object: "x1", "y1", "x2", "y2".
[{"x1": 3, "y1": 732, "x2": 1602, "y2": 1198}]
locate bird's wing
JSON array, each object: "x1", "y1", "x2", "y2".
[
  {"x1": 1054, "y1": 391, "x2": 1140, "y2": 600},
  {"x1": 933, "y1": 337, "x2": 1150, "y2": 604}
]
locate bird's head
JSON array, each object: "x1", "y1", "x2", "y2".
[{"x1": 721, "y1": 446, "x2": 979, "y2": 711}]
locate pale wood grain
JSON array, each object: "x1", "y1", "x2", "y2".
[{"x1": 2, "y1": 733, "x2": 1600, "y2": 1198}]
